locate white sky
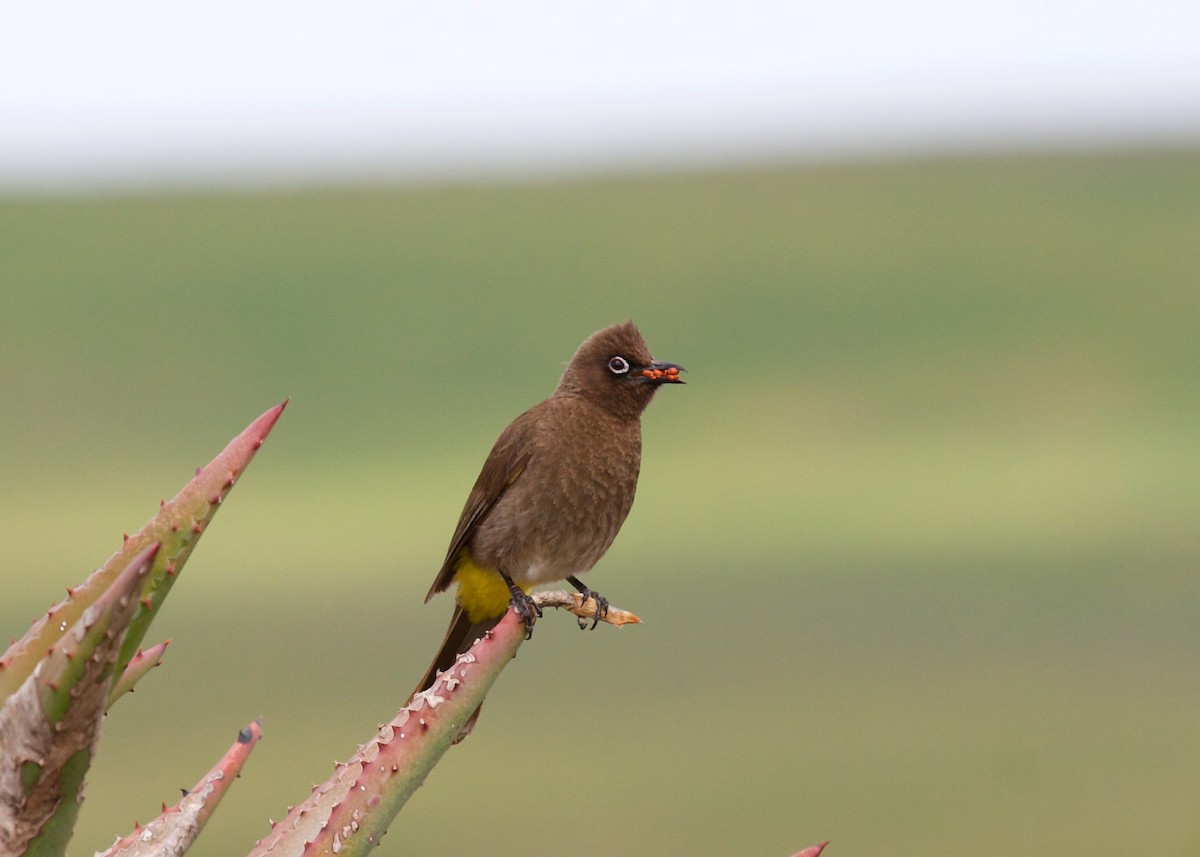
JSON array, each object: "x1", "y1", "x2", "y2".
[{"x1": 2, "y1": 1, "x2": 1199, "y2": 189}]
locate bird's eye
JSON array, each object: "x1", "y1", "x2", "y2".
[{"x1": 607, "y1": 356, "x2": 630, "y2": 375}]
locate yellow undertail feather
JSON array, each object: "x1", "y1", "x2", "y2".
[{"x1": 453, "y1": 552, "x2": 531, "y2": 624}]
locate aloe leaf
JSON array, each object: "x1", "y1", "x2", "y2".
[
  {"x1": 0, "y1": 401, "x2": 288, "y2": 701},
  {"x1": 791, "y1": 843, "x2": 831, "y2": 857},
  {"x1": 0, "y1": 543, "x2": 158, "y2": 857},
  {"x1": 93, "y1": 720, "x2": 262, "y2": 857},
  {"x1": 245, "y1": 609, "x2": 528, "y2": 857},
  {"x1": 106, "y1": 640, "x2": 169, "y2": 710}
]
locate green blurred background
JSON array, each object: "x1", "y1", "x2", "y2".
[{"x1": 2, "y1": 149, "x2": 1198, "y2": 856}]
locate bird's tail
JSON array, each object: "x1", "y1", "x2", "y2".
[{"x1": 412, "y1": 604, "x2": 502, "y2": 743}]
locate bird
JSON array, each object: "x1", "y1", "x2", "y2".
[{"x1": 414, "y1": 320, "x2": 684, "y2": 737}]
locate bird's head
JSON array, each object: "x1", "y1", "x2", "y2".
[{"x1": 556, "y1": 320, "x2": 685, "y2": 419}]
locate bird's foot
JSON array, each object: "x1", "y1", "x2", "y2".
[
  {"x1": 501, "y1": 570, "x2": 541, "y2": 639},
  {"x1": 566, "y1": 576, "x2": 609, "y2": 629},
  {"x1": 510, "y1": 590, "x2": 542, "y2": 639}
]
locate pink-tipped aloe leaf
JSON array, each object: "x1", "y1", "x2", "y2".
[
  {"x1": 0, "y1": 401, "x2": 287, "y2": 701},
  {"x1": 0, "y1": 543, "x2": 158, "y2": 857},
  {"x1": 94, "y1": 719, "x2": 262, "y2": 857},
  {"x1": 245, "y1": 609, "x2": 528, "y2": 857},
  {"x1": 106, "y1": 640, "x2": 170, "y2": 709}
]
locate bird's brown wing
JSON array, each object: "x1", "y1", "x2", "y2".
[{"x1": 424, "y1": 410, "x2": 536, "y2": 601}]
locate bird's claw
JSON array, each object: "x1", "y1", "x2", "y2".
[
  {"x1": 575, "y1": 587, "x2": 610, "y2": 630},
  {"x1": 499, "y1": 569, "x2": 542, "y2": 639},
  {"x1": 511, "y1": 590, "x2": 542, "y2": 639}
]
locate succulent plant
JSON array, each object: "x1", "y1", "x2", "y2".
[
  {"x1": 0, "y1": 401, "x2": 820, "y2": 857},
  {"x1": 0, "y1": 401, "x2": 542, "y2": 857},
  {"x1": 0, "y1": 403, "x2": 285, "y2": 857}
]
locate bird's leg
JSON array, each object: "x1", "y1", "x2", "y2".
[
  {"x1": 499, "y1": 569, "x2": 541, "y2": 639},
  {"x1": 566, "y1": 575, "x2": 609, "y2": 629}
]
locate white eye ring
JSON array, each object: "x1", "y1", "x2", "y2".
[{"x1": 607, "y1": 356, "x2": 630, "y2": 375}]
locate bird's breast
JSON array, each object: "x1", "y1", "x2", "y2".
[{"x1": 470, "y1": 408, "x2": 642, "y2": 586}]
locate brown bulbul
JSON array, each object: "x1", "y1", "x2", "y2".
[{"x1": 415, "y1": 321, "x2": 684, "y2": 734}]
